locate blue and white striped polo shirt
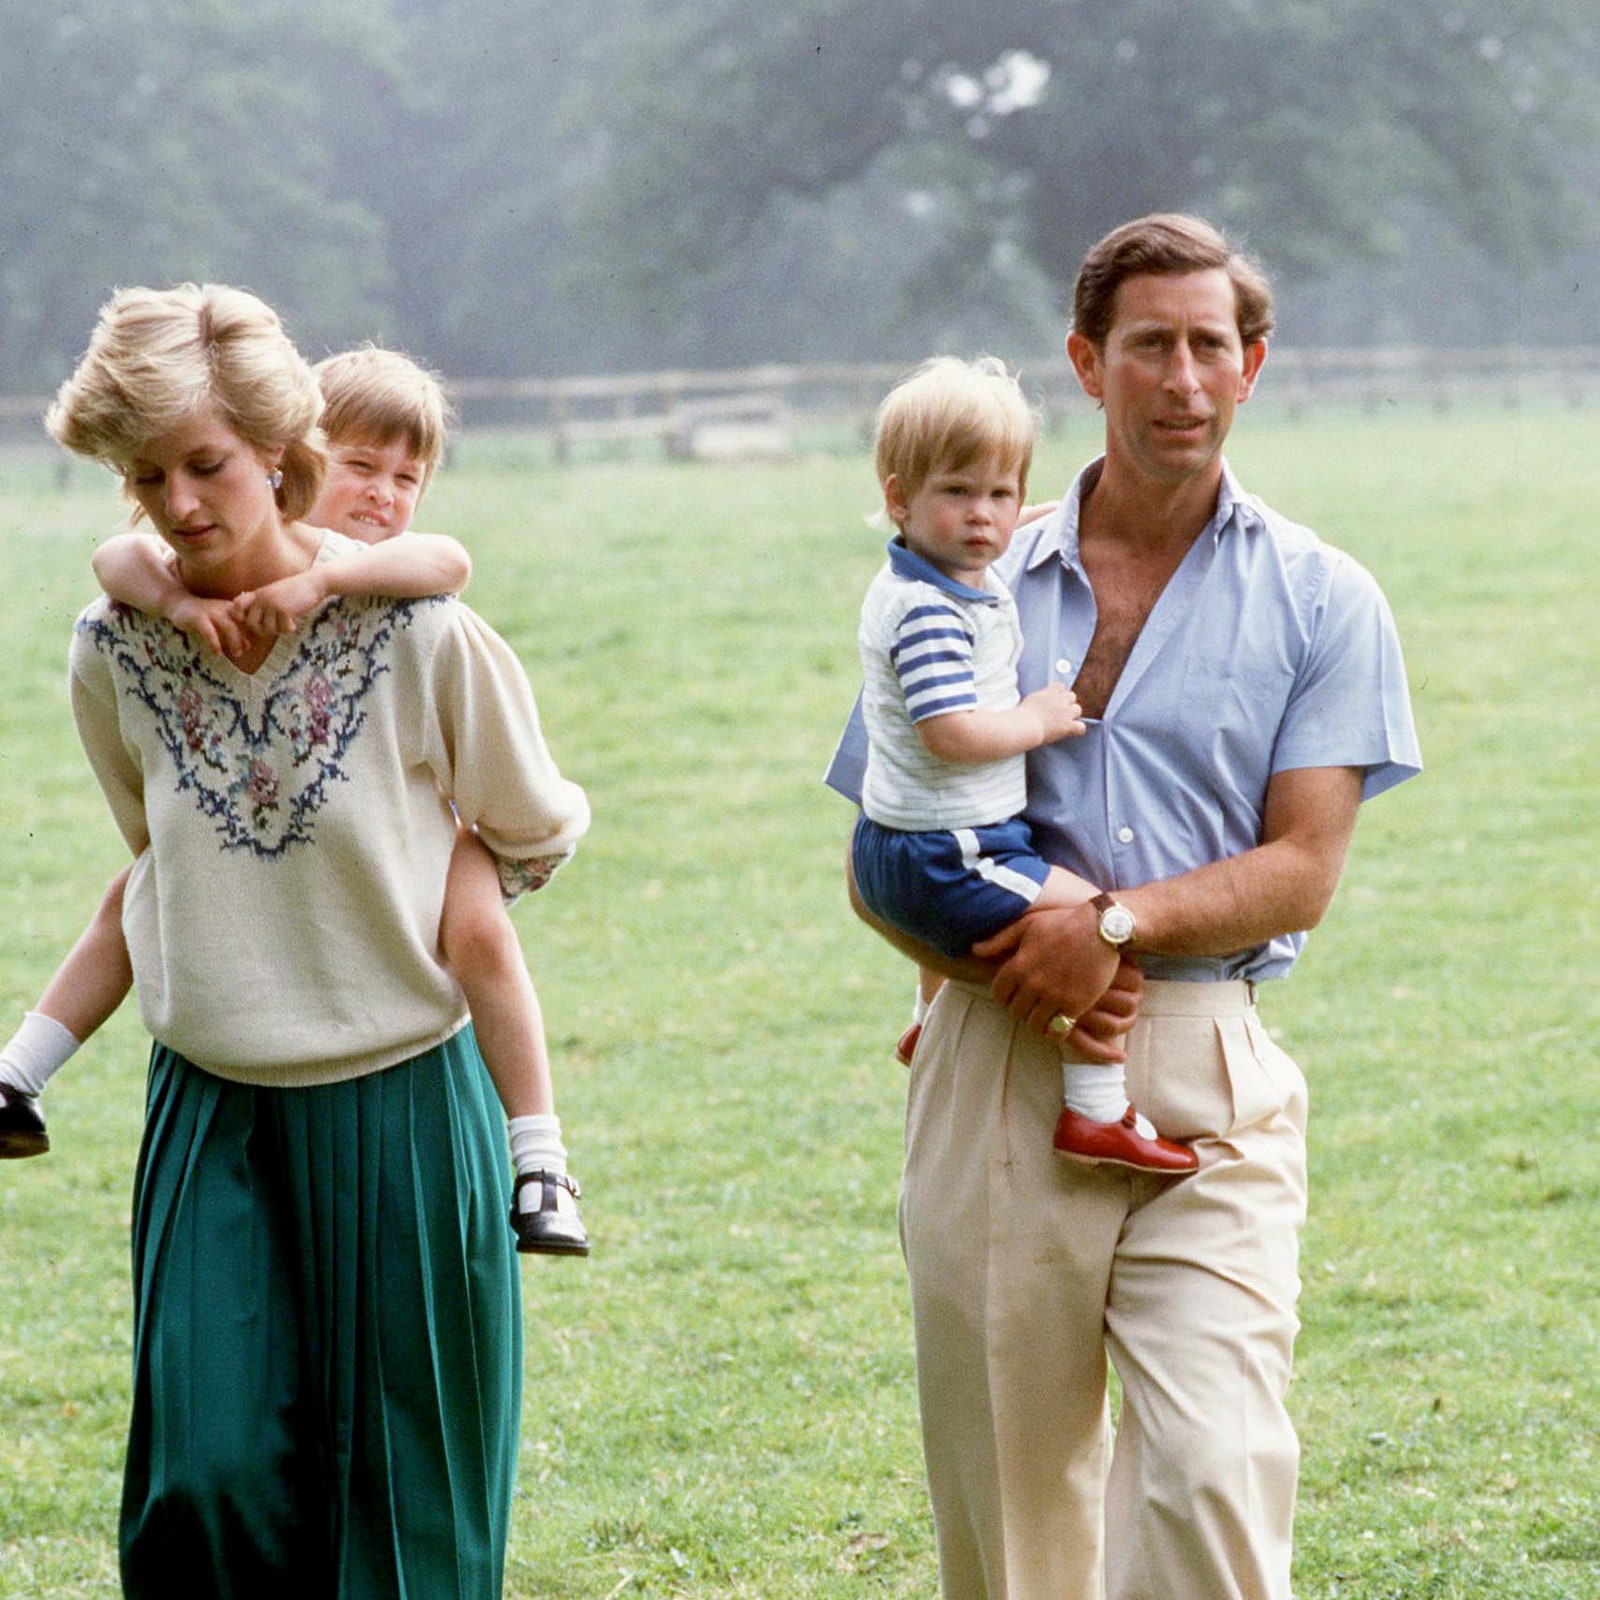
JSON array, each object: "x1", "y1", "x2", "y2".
[
  {"x1": 833, "y1": 460, "x2": 1423, "y2": 982},
  {"x1": 857, "y1": 538, "x2": 1029, "y2": 832}
]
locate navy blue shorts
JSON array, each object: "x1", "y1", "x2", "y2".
[{"x1": 852, "y1": 814, "x2": 1051, "y2": 959}]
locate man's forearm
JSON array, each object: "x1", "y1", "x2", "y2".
[{"x1": 1118, "y1": 766, "x2": 1364, "y2": 958}]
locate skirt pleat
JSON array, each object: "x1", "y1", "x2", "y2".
[{"x1": 120, "y1": 1027, "x2": 521, "y2": 1600}]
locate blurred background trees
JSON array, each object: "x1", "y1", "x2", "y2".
[{"x1": 5, "y1": 0, "x2": 1599, "y2": 390}]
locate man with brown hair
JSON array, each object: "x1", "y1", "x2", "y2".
[{"x1": 830, "y1": 213, "x2": 1421, "y2": 1598}]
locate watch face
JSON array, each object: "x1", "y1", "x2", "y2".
[{"x1": 1101, "y1": 904, "x2": 1136, "y2": 944}]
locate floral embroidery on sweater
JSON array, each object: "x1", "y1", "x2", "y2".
[
  {"x1": 77, "y1": 597, "x2": 442, "y2": 859},
  {"x1": 498, "y1": 846, "x2": 574, "y2": 904}
]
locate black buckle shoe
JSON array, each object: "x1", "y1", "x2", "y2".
[
  {"x1": 0, "y1": 1083, "x2": 49, "y2": 1159},
  {"x1": 511, "y1": 1169, "x2": 590, "y2": 1256}
]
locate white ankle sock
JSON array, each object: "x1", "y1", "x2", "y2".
[
  {"x1": 508, "y1": 1114, "x2": 567, "y2": 1179},
  {"x1": 0, "y1": 1012, "x2": 82, "y2": 1097},
  {"x1": 1062, "y1": 1060, "x2": 1131, "y2": 1124},
  {"x1": 1061, "y1": 1061, "x2": 1159, "y2": 1138}
]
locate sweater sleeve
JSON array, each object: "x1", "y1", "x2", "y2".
[
  {"x1": 423, "y1": 602, "x2": 591, "y2": 902},
  {"x1": 68, "y1": 607, "x2": 151, "y2": 858}
]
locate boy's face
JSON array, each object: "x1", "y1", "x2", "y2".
[
  {"x1": 884, "y1": 453, "x2": 1025, "y2": 585},
  {"x1": 311, "y1": 435, "x2": 428, "y2": 544}
]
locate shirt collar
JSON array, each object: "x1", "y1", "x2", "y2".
[
  {"x1": 1023, "y1": 456, "x2": 1252, "y2": 574},
  {"x1": 886, "y1": 537, "x2": 1001, "y2": 604}
]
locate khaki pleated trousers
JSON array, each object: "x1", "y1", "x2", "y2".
[{"x1": 900, "y1": 979, "x2": 1308, "y2": 1600}]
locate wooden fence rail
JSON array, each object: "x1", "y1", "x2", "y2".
[
  {"x1": 448, "y1": 345, "x2": 1600, "y2": 461},
  {"x1": 9, "y1": 347, "x2": 1600, "y2": 466}
]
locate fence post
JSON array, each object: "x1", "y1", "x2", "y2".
[{"x1": 551, "y1": 384, "x2": 571, "y2": 467}]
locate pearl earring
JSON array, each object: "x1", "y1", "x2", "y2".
[{"x1": 267, "y1": 468, "x2": 283, "y2": 491}]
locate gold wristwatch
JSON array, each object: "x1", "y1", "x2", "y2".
[{"x1": 1092, "y1": 891, "x2": 1136, "y2": 949}]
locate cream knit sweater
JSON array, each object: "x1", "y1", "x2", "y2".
[{"x1": 69, "y1": 532, "x2": 590, "y2": 1087}]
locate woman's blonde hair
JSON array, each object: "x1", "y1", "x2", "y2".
[
  {"x1": 46, "y1": 284, "x2": 328, "y2": 521},
  {"x1": 874, "y1": 356, "x2": 1036, "y2": 514},
  {"x1": 314, "y1": 346, "x2": 453, "y2": 486}
]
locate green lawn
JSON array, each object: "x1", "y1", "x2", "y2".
[{"x1": 1, "y1": 406, "x2": 1597, "y2": 1598}]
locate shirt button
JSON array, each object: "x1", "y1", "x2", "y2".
[
  {"x1": 1054, "y1": 658, "x2": 1073, "y2": 676},
  {"x1": 1117, "y1": 826, "x2": 1135, "y2": 844}
]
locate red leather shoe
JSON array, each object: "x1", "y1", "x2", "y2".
[
  {"x1": 894, "y1": 1023, "x2": 922, "y2": 1067},
  {"x1": 1052, "y1": 1104, "x2": 1197, "y2": 1175}
]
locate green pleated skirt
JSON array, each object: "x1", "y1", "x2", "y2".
[{"x1": 119, "y1": 1027, "x2": 522, "y2": 1600}]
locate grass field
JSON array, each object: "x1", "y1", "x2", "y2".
[{"x1": 1, "y1": 405, "x2": 1597, "y2": 1598}]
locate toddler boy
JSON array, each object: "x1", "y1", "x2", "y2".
[{"x1": 852, "y1": 356, "x2": 1195, "y2": 1174}]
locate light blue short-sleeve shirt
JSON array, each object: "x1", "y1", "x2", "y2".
[{"x1": 827, "y1": 459, "x2": 1422, "y2": 982}]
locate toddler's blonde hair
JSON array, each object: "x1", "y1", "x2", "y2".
[{"x1": 874, "y1": 356, "x2": 1036, "y2": 515}]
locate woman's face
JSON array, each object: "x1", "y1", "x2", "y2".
[{"x1": 126, "y1": 406, "x2": 284, "y2": 591}]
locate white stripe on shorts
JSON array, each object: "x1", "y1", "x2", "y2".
[{"x1": 954, "y1": 828, "x2": 1043, "y2": 906}]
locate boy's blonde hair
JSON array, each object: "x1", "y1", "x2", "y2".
[
  {"x1": 314, "y1": 346, "x2": 453, "y2": 485},
  {"x1": 46, "y1": 283, "x2": 328, "y2": 521},
  {"x1": 874, "y1": 356, "x2": 1036, "y2": 511}
]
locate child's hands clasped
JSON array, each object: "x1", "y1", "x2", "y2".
[
  {"x1": 168, "y1": 594, "x2": 261, "y2": 661},
  {"x1": 234, "y1": 569, "x2": 329, "y2": 637},
  {"x1": 166, "y1": 569, "x2": 329, "y2": 660}
]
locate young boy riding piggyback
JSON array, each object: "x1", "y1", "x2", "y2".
[
  {"x1": 852, "y1": 356, "x2": 1196, "y2": 1174},
  {"x1": 0, "y1": 347, "x2": 591, "y2": 1255}
]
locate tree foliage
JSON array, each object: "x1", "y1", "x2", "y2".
[
  {"x1": 0, "y1": 0, "x2": 391, "y2": 390},
  {"x1": 3, "y1": 0, "x2": 1599, "y2": 390},
  {"x1": 569, "y1": 0, "x2": 1600, "y2": 313}
]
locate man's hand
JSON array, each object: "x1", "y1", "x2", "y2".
[
  {"x1": 234, "y1": 569, "x2": 328, "y2": 636},
  {"x1": 974, "y1": 902, "x2": 1127, "y2": 1053},
  {"x1": 1066, "y1": 959, "x2": 1142, "y2": 1064},
  {"x1": 168, "y1": 594, "x2": 259, "y2": 660}
]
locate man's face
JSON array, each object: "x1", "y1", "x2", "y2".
[{"x1": 1068, "y1": 268, "x2": 1265, "y2": 489}]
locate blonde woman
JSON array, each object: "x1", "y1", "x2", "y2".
[{"x1": 46, "y1": 284, "x2": 589, "y2": 1597}]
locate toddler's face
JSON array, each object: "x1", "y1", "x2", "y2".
[
  {"x1": 886, "y1": 453, "x2": 1024, "y2": 585},
  {"x1": 312, "y1": 436, "x2": 427, "y2": 543}
]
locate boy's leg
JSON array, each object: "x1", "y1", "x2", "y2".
[
  {"x1": 439, "y1": 829, "x2": 588, "y2": 1255},
  {"x1": 439, "y1": 831, "x2": 554, "y2": 1119},
  {"x1": 1025, "y1": 870, "x2": 1197, "y2": 1176},
  {"x1": 1, "y1": 866, "x2": 135, "y2": 1156},
  {"x1": 36, "y1": 864, "x2": 136, "y2": 1043},
  {"x1": 896, "y1": 967, "x2": 945, "y2": 1066}
]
